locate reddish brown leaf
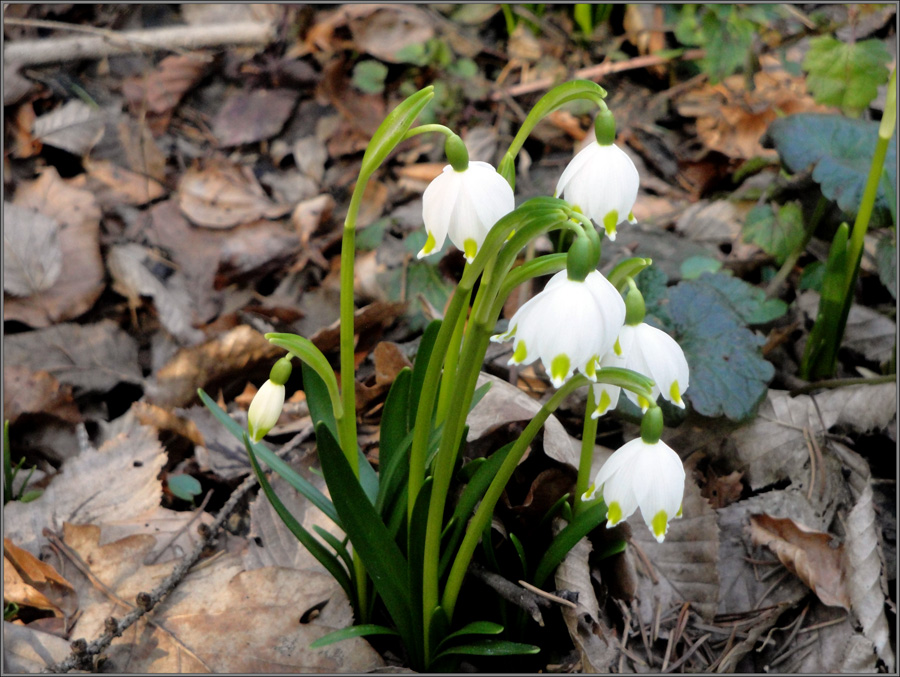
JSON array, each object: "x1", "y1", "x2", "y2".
[
  {"x1": 3, "y1": 366, "x2": 80, "y2": 425},
  {"x1": 212, "y1": 88, "x2": 299, "y2": 148},
  {"x1": 4, "y1": 538, "x2": 78, "y2": 619},
  {"x1": 122, "y1": 53, "x2": 211, "y2": 116}
]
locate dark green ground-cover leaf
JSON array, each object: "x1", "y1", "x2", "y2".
[
  {"x1": 802, "y1": 37, "x2": 891, "y2": 117},
  {"x1": 743, "y1": 201, "x2": 805, "y2": 264},
  {"x1": 764, "y1": 114, "x2": 896, "y2": 227},
  {"x1": 875, "y1": 232, "x2": 896, "y2": 299}
]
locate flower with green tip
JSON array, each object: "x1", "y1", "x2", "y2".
[
  {"x1": 555, "y1": 141, "x2": 639, "y2": 241},
  {"x1": 491, "y1": 270, "x2": 625, "y2": 388},
  {"x1": 418, "y1": 161, "x2": 514, "y2": 263},
  {"x1": 247, "y1": 379, "x2": 285, "y2": 443},
  {"x1": 592, "y1": 322, "x2": 689, "y2": 417},
  {"x1": 583, "y1": 437, "x2": 684, "y2": 543}
]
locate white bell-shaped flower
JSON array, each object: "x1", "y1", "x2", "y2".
[
  {"x1": 491, "y1": 270, "x2": 625, "y2": 388},
  {"x1": 418, "y1": 161, "x2": 515, "y2": 263},
  {"x1": 248, "y1": 379, "x2": 285, "y2": 442},
  {"x1": 555, "y1": 142, "x2": 639, "y2": 241},
  {"x1": 583, "y1": 437, "x2": 684, "y2": 543},
  {"x1": 592, "y1": 322, "x2": 689, "y2": 417}
]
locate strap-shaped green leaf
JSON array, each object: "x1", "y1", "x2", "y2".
[
  {"x1": 380, "y1": 367, "x2": 411, "y2": 475},
  {"x1": 302, "y1": 360, "x2": 339, "y2": 443},
  {"x1": 313, "y1": 525, "x2": 354, "y2": 577},
  {"x1": 435, "y1": 621, "x2": 503, "y2": 653},
  {"x1": 533, "y1": 500, "x2": 609, "y2": 587},
  {"x1": 309, "y1": 624, "x2": 399, "y2": 650},
  {"x1": 409, "y1": 319, "x2": 442, "y2": 431},
  {"x1": 434, "y1": 638, "x2": 540, "y2": 659},
  {"x1": 315, "y1": 421, "x2": 416, "y2": 650},
  {"x1": 360, "y1": 86, "x2": 435, "y2": 179},
  {"x1": 243, "y1": 433, "x2": 354, "y2": 603},
  {"x1": 197, "y1": 389, "x2": 339, "y2": 526}
]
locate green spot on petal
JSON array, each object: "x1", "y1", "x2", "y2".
[
  {"x1": 627, "y1": 210, "x2": 636, "y2": 223},
  {"x1": 463, "y1": 238, "x2": 478, "y2": 261},
  {"x1": 512, "y1": 340, "x2": 528, "y2": 363},
  {"x1": 550, "y1": 354, "x2": 570, "y2": 384},
  {"x1": 676, "y1": 503, "x2": 683, "y2": 518},
  {"x1": 669, "y1": 380, "x2": 683, "y2": 405},
  {"x1": 651, "y1": 510, "x2": 668, "y2": 539},
  {"x1": 613, "y1": 337, "x2": 622, "y2": 356},
  {"x1": 422, "y1": 231, "x2": 437, "y2": 254},
  {"x1": 607, "y1": 501, "x2": 623, "y2": 526},
  {"x1": 637, "y1": 394, "x2": 650, "y2": 411},
  {"x1": 585, "y1": 355, "x2": 598, "y2": 379},
  {"x1": 603, "y1": 210, "x2": 619, "y2": 237},
  {"x1": 597, "y1": 389, "x2": 612, "y2": 413}
]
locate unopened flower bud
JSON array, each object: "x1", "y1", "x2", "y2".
[{"x1": 247, "y1": 378, "x2": 285, "y2": 442}]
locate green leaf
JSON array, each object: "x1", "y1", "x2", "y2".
[
  {"x1": 436, "y1": 621, "x2": 503, "y2": 652},
  {"x1": 666, "y1": 276, "x2": 775, "y2": 420},
  {"x1": 689, "y1": 272, "x2": 788, "y2": 325},
  {"x1": 635, "y1": 265, "x2": 672, "y2": 330},
  {"x1": 743, "y1": 202, "x2": 805, "y2": 265},
  {"x1": 315, "y1": 422, "x2": 416, "y2": 649},
  {"x1": 434, "y1": 638, "x2": 540, "y2": 659},
  {"x1": 409, "y1": 319, "x2": 442, "y2": 430},
  {"x1": 243, "y1": 433, "x2": 355, "y2": 605},
  {"x1": 380, "y1": 367, "x2": 411, "y2": 475},
  {"x1": 352, "y1": 60, "x2": 389, "y2": 94},
  {"x1": 764, "y1": 114, "x2": 897, "y2": 227},
  {"x1": 266, "y1": 333, "x2": 342, "y2": 419},
  {"x1": 309, "y1": 624, "x2": 399, "y2": 649},
  {"x1": 799, "y1": 261, "x2": 826, "y2": 292},
  {"x1": 313, "y1": 525, "x2": 354, "y2": 575},
  {"x1": 167, "y1": 474, "x2": 202, "y2": 501},
  {"x1": 876, "y1": 232, "x2": 897, "y2": 299},
  {"x1": 447, "y1": 58, "x2": 478, "y2": 79},
  {"x1": 361, "y1": 86, "x2": 434, "y2": 179},
  {"x1": 679, "y1": 255, "x2": 722, "y2": 280},
  {"x1": 533, "y1": 500, "x2": 609, "y2": 587},
  {"x1": 380, "y1": 259, "x2": 455, "y2": 332},
  {"x1": 802, "y1": 37, "x2": 890, "y2": 117},
  {"x1": 197, "y1": 389, "x2": 339, "y2": 526}
]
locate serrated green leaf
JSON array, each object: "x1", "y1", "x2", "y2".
[
  {"x1": 743, "y1": 201, "x2": 806, "y2": 264},
  {"x1": 635, "y1": 265, "x2": 673, "y2": 330},
  {"x1": 352, "y1": 60, "x2": 388, "y2": 95},
  {"x1": 680, "y1": 255, "x2": 722, "y2": 279},
  {"x1": 667, "y1": 277, "x2": 775, "y2": 420},
  {"x1": 764, "y1": 114, "x2": 897, "y2": 227},
  {"x1": 802, "y1": 37, "x2": 890, "y2": 117},
  {"x1": 167, "y1": 474, "x2": 202, "y2": 501}
]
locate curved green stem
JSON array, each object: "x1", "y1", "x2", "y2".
[
  {"x1": 441, "y1": 375, "x2": 591, "y2": 619},
  {"x1": 403, "y1": 124, "x2": 456, "y2": 141},
  {"x1": 574, "y1": 386, "x2": 599, "y2": 516}
]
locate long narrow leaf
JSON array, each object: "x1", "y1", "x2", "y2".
[
  {"x1": 434, "y1": 638, "x2": 540, "y2": 659},
  {"x1": 243, "y1": 433, "x2": 354, "y2": 604},
  {"x1": 409, "y1": 319, "x2": 442, "y2": 430},
  {"x1": 303, "y1": 361, "x2": 338, "y2": 442},
  {"x1": 313, "y1": 525, "x2": 354, "y2": 576},
  {"x1": 197, "y1": 389, "x2": 339, "y2": 526},
  {"x1": 309, "y1": 624, "x2": 399, "y2": 650},
  {"x1": 435, "y1": 621, "x2": 503, "y2": 653},
  {"x1": 356, "y1": 447, "x2": 379, "y2": 505},
  {"x1": 533, "y1": 501, "x2": 608, "y2": 587},
  {"x1": 315, "y1": 422, "x2": 416, "y2": 653},
  {"x1": 380, "y1": 367, "x2": 412, "y2": 476}
]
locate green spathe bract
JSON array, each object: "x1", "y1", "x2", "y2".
[{"x1": 199, "y1": 83, "x2": 699, "y2": 671}]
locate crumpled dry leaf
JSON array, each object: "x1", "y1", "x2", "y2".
[
  {"x1": 3, "y1": 201, "x2": 63, "y2": 296},
  {"x1": 292, "y1": 136, "x2": 328, "y2": 185},
  {"x1": 3, "y1": 622, "x2": 72, "y2": 674},
  {"x1": 345, "y1": 4, "x2": 435, "y2": 63},
  {"x1": 145, "y1": 325, "x2": 282, "y2": 409},
  {"x1": 4, "y1": 538, "x2": 78, "y2": 619},
  {"x1": 95, "y1": 505, "x2": 215, "y2": 566},
  {"x1": 107, "y1": 243, "x2": 205, "y2": 345},
  {"x1": 177, "y1": 157, "x2": 292, "y2": 228},
  {"x1": 845, "y1": 482, "x2": 895, "y2": 670},
  {"x1": 3, "y1": 424, "x2": 166, "y2": 557},
  {"x1": 797, "y1": 291, "x2": 896, "y2": 365},
  {"x1": 3, "y1": 366, "x2": 80, "y2": 425},
  {"x1": 32, "y1": 100, "x2": 105, "y2": 156},
  {"x1": 77, "y1": 158, "x2": 166, "y2": 206},
  {"x1": 122, "y1": 52, "x2": 211, "y2": 116},
  {"x1": 212, "y1": 88, "x2": 299, "y2": 147},
  {"x1": 467, "y1": 373, "x2": 575, "y2": 466},
  {"x1": 749, "y1": 513, "x2": 850, "y2": 610},
  {"x1": 5, "y1": 320, "x2": 142, "y2": 393},
  {"x1": 4, "y1": 168, "x2": 104, "y2": 327}
]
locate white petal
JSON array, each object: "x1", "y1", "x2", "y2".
[
  {"x1": 633, "y1": 440, "x2": 685, "y2": 542},
  {"x1": 421, "y1": 168, "x2": 460, "y2": 255},
  {"x1": 556, "y1": 142, "x2": 599, "y2": 200},
  {"x1": 248, "y1": 380, "x2": 285, "y2": 442},
  {"x1": 463, "y1": 162, "x2": 515, "y2": 231}
]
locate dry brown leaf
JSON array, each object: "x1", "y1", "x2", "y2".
[
  {"x1": 4, "y1": 168, "x2": 104, "y2": 327},
  {"x1": 292, "y1": 136, "x2": 328, "y2": 184},
  {"x1": 3, "y1": 622, "x2": 72, "y2": 673},
  {"x1": 345, "y1": 4, "x2": 434, "y2": 63},
  {"x1": 700, "y1": 467, "x2": 744, "y2": 509},
  {"x1": 4, "y1": 556, "x2": 58, "y2": 615},
  {"x1": 308, "y1": 300, "x2": 407, "y2": 354},
  {"x1": 215, "y1": 220, "x2": 301, "y2": 284},
  {"x1": 77, "y1": 158, "x2": 166, "y2": 206},
  {"x1": 4, "y1": 538, "x2": 78, "y2": 619},
  {"x1": 291, "y1": 194, "x2": 335, "y2": 246},
  {"x1": 95, "y1": 505, "x2": 215, "y2": 566},
  {"x1": 212, "y1": 88, "x2": 299, "y2": 147},
  {"x1": 749, "y1": 513, "x2": 850, "y2": 610},
  {"x1": 181, "y1": 3, "x2": 281, "y2": 25},
  {"x1": 145, "y1": 325, "x2": 282, "y2": 409},
  {"x1": 177, "y1": 157, "x2": 292, "y2": 229},
  {"x1": 622, "y1": 5, "x2": 667, "y2": 77},
  {"x1": 5, "y1": 320, "x2": 141, "y2": 394},
  {"x1": 3, "y1": 201, "x2": 62, "y2": 296},
  {"x1": 132, "y1": 401, "x2": 204, "y2": 447},
  {"x1": 3, "y1": 366, "x2": 80, "y2": 425},
  {"x1": 797, "y1": 291, "x2": 896, "y2": 365},
  {"x1": 122, "y1": 53, "x2": 211, "y2": 116},
  {"x1": 32, "y1": 100, "x2": 105, "y2": 156},
  {"x1": 3, "y1": 424, "x2": 166, "y2": 556},
  {"x1": 181, "y1": 404, "x2": 254, "y2": 480},
  {"x1": 10, "y1": 102, "x2": 41, "y2": 158},
  {"x1": 674, "y1": 200, "x2": 757, "y2": 261}
]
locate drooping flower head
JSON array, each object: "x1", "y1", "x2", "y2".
[
  {"x1": 247, "y1": 357, "x2": 292, "y2": 442},
  {"x1": 555, "y1": 109, "x2": 639, "y2": 241},
  {"x1": 491, "y1": 269, "x2": 625, "y2": 388},
  {"x1": 418, "y1": 139, "x2": 515, "y2": 263}
]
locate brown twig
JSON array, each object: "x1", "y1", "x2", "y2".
[{"x1": 468, "y1": 561, "x2": 549, "y2": 626}]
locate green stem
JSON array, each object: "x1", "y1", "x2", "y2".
[
  {"x1": 402, "y1": 124, "x2": 455, "y2": 141},
  {"x1": 441, "y1": 375, "x2": 591, "y2": 620},
  {"x1": 574, "y1": 387, "x2": 599, "y2": 516},
  {"x1": 436, "y1": 288, "x2": 472, "y2": 424},
  {"x1": 765, "y1": 194, "x2": 827, "y2": 298}
]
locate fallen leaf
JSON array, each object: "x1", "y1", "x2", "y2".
[
  {"x1": 212, "y1": 88, "x2": 299, "y2": 147},
  {"x1": 32, "y1": 100, "x2": 105, "y2": 156},
  {"x1": 181, "y1": 405, "x2": 252, "y2": 480},
  {"x1": 292, "y1": 136, "x2": 328, "y2": 184},
  {"x1": 10, "y1": 101, "x2": 41, "y2": 158},
  {"x1": 345, "y1": 4, "x2": 435, "y2": 63},
  {"x1": 107, "y1": 243, "x2": 205, "y2": 345},
  {"x1": 2, "y1": 622, "x2": 72, "y2": 673},
  {"x1": 3, "y1": 366, "x2": 80, "y2": 425},
  {"x1": 4, "y1": 538, "x2": 78, "y2": 619},
  {"x1": 308, "y1": 301, "x2": 407, "y2": 355},
  {"x1": 749, "y1": 513, "x2": 850, "y2": 609},
  {"x1": 4, "y1": 168, "x2": 104, "y2": 327},
  {"x1": 3, "y1": 202, "x2": 63, "y2": 297},
  {"x1": 700, "y1": 467, "x2": 744, "y2": 509},
  {"x1": 145, "y1": 325, "x2": 282, "y2": 409},
  {"x1": 5, "y1": 320, "x2": 141, "y2": 394},
  {"x1": 291, "y1": 193, "x2": 335, "y2": 246},
  {"x1": 94, "y1": 505, "x2": 215, "y2": 566},
  {"x1": 3, "y1": 424, "x2": 166, "y2": 556},
  {"x1": 215, "y1": 220, "x2": 301, "y2": 285},
  {"x1": 122, "y1": 52, "x2": 211, "y2": 116},
  {"x1": 797, "y1": 291, "x2": 896, "y2": 365},
  {"x1": 77, "y1": 158, "x2": 166, "y2": 206},
  {"x1": 177, "y1": 157, "x2": 292, "y2": 229},
  {"x1": 180, "y1": 3, "x2": 281, "y2": 25}
]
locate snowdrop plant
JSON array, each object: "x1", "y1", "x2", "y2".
[{"x1": 203, "y1": 81, "x2": 695, "y2": 671}]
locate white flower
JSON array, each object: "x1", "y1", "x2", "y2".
[
  {"x1": 419, "y1": 161, "x2": 515, "y2": 263},
  {"x1": 592, "y1": 322, "x2": 689, "y2": 417},
  {"x1": 491, "y1": 270, "x2": 625, "y2": 388},
  {"x1": 248, "y1": 379, "x2": 285, "y2": 442},
  {"x1": 555, "y1": 142, "x2": 639, "y2": 241},
  {"x1": 583, "y1": 438, "x2": 684, "y2": 543}
]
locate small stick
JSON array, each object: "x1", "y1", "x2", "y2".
[
  {"x1": 518, "y1": 579, "x2": 578, "y2": 608},
  {"x1": 468, "y1": 562, "x2": 547, "y2": 626},
  {"x1": 663, "y1": 633, "x2": 710, "y2": 673},
  {"x1": 144, "y1": 489, "x2": 213, "y2": 565}
]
